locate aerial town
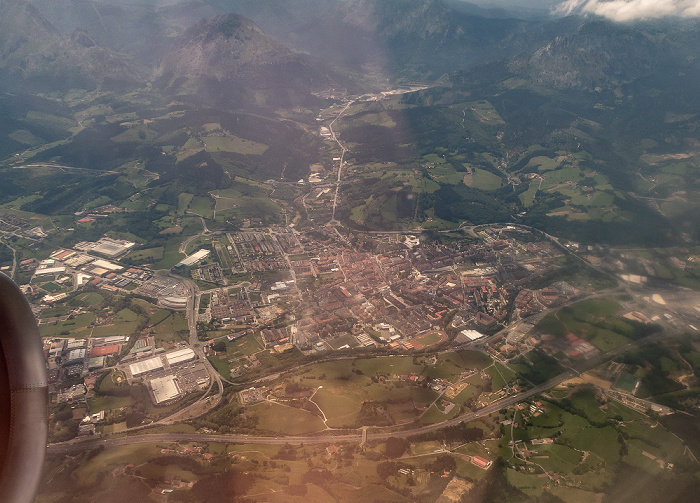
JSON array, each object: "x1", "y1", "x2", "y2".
[{"x1": 19, "y1": 220, "x2": 596, "y2": 430}]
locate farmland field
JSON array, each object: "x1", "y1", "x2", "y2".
[{"x1": 245, "y1": 401, "x2": 326, "y2": 434}]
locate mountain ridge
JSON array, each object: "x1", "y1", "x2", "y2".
[
  {"x1": 151, "y1": 12, "x2": 349, "y2": 109},
  {"x1": 0, "y1": 0, "x2": 140, "y2": 92}
]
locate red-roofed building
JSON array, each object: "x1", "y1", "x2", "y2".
[
  {"x1": 90, "y1": 344, "x2": 120, "y2": 357},
  {"x1": 471, "y1": 456, "x2": 492, "y2": 469},
  {"x1": 565, "y1": 333, "x2": 581, "y2": 344}
]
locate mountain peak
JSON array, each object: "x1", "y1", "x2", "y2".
[
  {"x1": 210, "y1": 13, "x2": 261, "y2": 39},
  {"x1": 152, "y1": 12, "x2": 344, "y2": 109},
  {"x1": 153, "y1": 12, "x2": 286, "y2": 84}
]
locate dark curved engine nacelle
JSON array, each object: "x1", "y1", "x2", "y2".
[{"x1": 0, "y1": 272, "x2": 48, "y2": 503}]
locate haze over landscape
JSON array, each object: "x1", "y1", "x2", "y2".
[{"x1": 1, "y1": 0, "x2": 700, "y2": 502}]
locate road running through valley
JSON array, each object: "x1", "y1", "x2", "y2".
[{"x1": 328, "y1": 100, "x2": 353, "y2": 223}]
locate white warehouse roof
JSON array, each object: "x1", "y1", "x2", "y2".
[
  {"x1": 129, "y1": 356, "x2": 164, "y2": 377},
  {"x1": 165, "y1": 348, "x2": 196, "y2": 366},
  {"x1": 35, "y1": 267, "x2": 66, "y2": 276},
  {"x1": 178, "y1": 249, "x2": 210, "y2": 267},
  {"x1": 460, "y1": 329, "x2": 486, "y2": 341},
  {"x1": 150, "y1": 375, "x2": 181, "y2": 404},
  {"x1": 91, "y1": 259, "x2": 123, "y2": 271}
]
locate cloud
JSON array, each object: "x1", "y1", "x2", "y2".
[{"x1": 554, "y1": 0, "x2": 700, "y2": 21}]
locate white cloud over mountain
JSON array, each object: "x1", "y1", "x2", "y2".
[{"x1": 554, "y1": 0, "x2": 700, "y2": 21}]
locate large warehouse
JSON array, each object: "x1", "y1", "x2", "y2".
[
  {"x1": 165, "y1": 348, "x2": 196, "y2": 366},
  {"x1": 129, "y1": 356, "x2": 164, "y2": 377},
  {"x1": 149, "y1": 375, "x2": 181, "y2": 404},
  {"x1": 177, "y1": 249, "x2": 210, "y2": 267},
  {"x1": 92, "y1": 237, "x2": 135, "y2": 258}
]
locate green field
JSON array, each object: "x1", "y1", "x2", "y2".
[
  {"x1": 87, "y1": 394, "x2": 134, "y2": 413},
  {"x1": 427, "y1": 164, "x2": 464, "y2": 185},
  {"x1": 148, "y1": 308, "x2": 172, "y2": 326},
  {"x1": 510, "y1": 350, "x2": 562, "y2": 385},
  {"x1": 469, "y1": 168, "x2": 503, "y2": 191},
  {"x1": 313, "y1": 387, "x2": 364, "y2": 427},
  {"x1": 589, "y1": 329, "x2": 631, "y2": 352},
  {"x1": 151, "y1": 311, "x2": 189, "y2": 347},
  {"x1": 536, "y1": 298, "x2": 629, "y2": 349},
  {"x1": 228, "y1": 334, "x2": 264, "y2": 357},
  {"x1": 41, "y1": 281, "x2": 61, "y2": 292},
  {"x1": 468, "y1": 100, "x2": 504, "y2": 124},
  {"x1": 423, "y1": 153, "x2": 448, "y2": 164},
  {"x1": 527, "y1": 155, "x2": 562, "y2": 172},
  {"x1": 214, "y1": 197, "x2": 282, "y2": 221},
  {"x1": 415, "y1": 331, "x2": 445, "y2": 347},
  {"x1": 449, "y1": 384, "x2": 481, "y2": 406},
  {"x1": 39, "y1": 312, "x2": 95, "y2": 337},
  {"x1": 519, "y1": 180, "x2": 539, "y2": 207},
  {"x1": 420, "y1": 403, "x2": 460, "y2": 424},
  {"x1": 528, "y1": 443, "x2": 583, "y2": 473},
  {"x1": 72, "y1": 443, "x2": 161, "y2": 487},
  {"x1": 154, "y1": 237, "x2": 186, "y2": 269},
  {"x1": 75, "y1": 292, "x2": 104, "y2": 308},
  {"x1": 616, "y1": 372, "x2": 638, "y2": 392},
  {"x1": 178, "y1": 192, "x2": 194, "y2": 214},
  {"x1": 497, "y1": 386, "x2": 698, "y2": 497},
  {"x1": 92, "y1": 308, "x2": 142, "y2": 337},
  {"x1": 353, "y1": 356, "x2": 425, "y2": 376},
  {"x1": 124, "y1": 246, "x2": 164, "y2": 264},
  {"x1": 201, "y1": 134, "x2": 268, "y2": 155},
  {"x1": 487, "y1": 362, "x2": 517, "y2": 392},
  {"x1": 246, "y1": 401, "x2": 326, "y2": 434},
  {"x1": 189, "y1": 195, "x2": 214, "y2": 218},
  {"x1": 236, "y1": 352, "x2": 497, "y2": 429},
  {"x1": 39, "y1": 304, "x2": 72, "y2": 318}
]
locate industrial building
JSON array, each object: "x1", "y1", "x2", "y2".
[
  {"x1": 161, "y1": 296, "x2": 188, "y2": 309},
  {"x1": 165, "y1": 348, "x2": 196, "y2": 366},
  {"x1": 92, "y1": 237, "x2": 135, "y2": 258},
  {"x1": 65, "y1": 339, "x2": 86, "y2": 350},
  {"x1": 471, "y1": 456, "x2": 492, "y2": 469},
  {"x1": 459, "y1": 329, "x2": 486, "y2": 341},
  {"x1": 90, "y1": 344, "x2": 120, "y2": 357},
  {"x1": 130, "y1": 338, "x2": 152, "y2": 354},
  {"x1": 34, "y1": 266, "x2": 66, "y2": 276},
  {"x1": 129, "y1": 356, "x2": 164, "y2": 377},
  {"x1": 150, "y1": 375, "x2": 181, "y2": 404},
  {"x1": 177, "y1": 249, "x2": 210, "y2": 267},
  {"x1": 65, "y1": 348, "x2": 87, "y2": 364},
  {"x1": 88, "y1": 356, "x2": 105, "y2": 370}
]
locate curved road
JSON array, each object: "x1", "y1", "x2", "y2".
[
  {"x1": 45, "y1": 219, "x2": 691, "y2": 455},
  {"x1": 47, "y1": 324, "x2": 669, "y2": 456}
]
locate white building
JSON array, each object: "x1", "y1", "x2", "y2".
[
  {"x1": 150, "y1": 375, "x2": 181, "y2": 404},
  {"x1": 165, "y1": 348, "x2": 196, "y2": 366},
  {"x1": 35, "y1": 266, "x2": 66, "y2": 276},
  {"x1": 178, "y1": 249, "x2": 210, "y2": 267},
  {"x1": 460, "y1": 329, "x2": 486, "y2": 341},
  {"x1": 129, "y1": 356, "x2": 164, "y2": 377}
]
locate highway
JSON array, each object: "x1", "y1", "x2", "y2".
[
  {"x1": 44, "y1": 218, "x2": 700, "y2": 456},
  {"x1": 45, "y1": 372, "x2": 566, "y2": 455},
  {"x1": 43, "y1": 366, "x2": 581, "y2": 455},
  {"x1": 47, "y1": 321, "x2": 673, "y2": 456}
]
